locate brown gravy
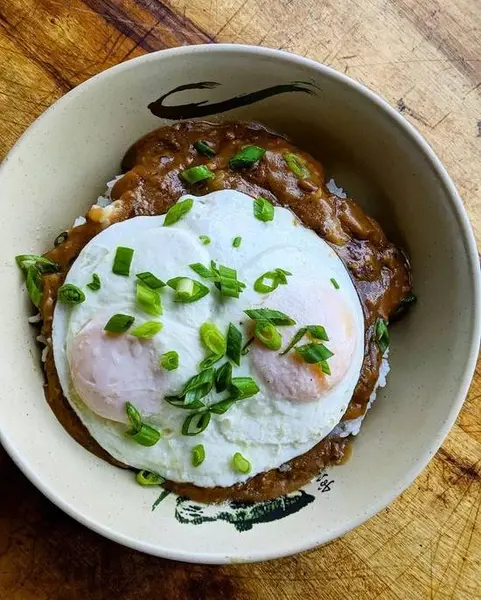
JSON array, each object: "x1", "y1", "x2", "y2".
[{"x1": 39, "y1": 121, "x2": 412, "y2": 502}]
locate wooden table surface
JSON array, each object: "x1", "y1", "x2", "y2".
[{"x1": 1, "y1": 1, "x2": 480, "y2": 598}]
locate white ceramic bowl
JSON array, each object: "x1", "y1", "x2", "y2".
[{"x1": 0, "y1": 45, "x2": 479, "y2": 564}]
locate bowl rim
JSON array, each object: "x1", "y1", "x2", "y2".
[{"x1": 1, "y1": 43, "x2": 480, "y2": 564}]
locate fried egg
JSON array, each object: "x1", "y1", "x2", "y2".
[{"x1": 52, "y1": 190, "x2": 365, "y2": 487}]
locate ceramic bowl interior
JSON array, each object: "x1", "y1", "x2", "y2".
[{"x1": 0, "y1": 45, "x2": 479, "y2": 564}]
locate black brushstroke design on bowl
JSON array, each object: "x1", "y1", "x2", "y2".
[{"x1": 148, "y1": 81, "x2": 316, "y2": 120}]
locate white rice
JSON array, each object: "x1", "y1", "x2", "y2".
[
  {"x1": 326, "y1": 178, "x2": 347, "y2": 199},
  {"x1": 330, "y1": 352, "x2": 390, "y2": 438}
]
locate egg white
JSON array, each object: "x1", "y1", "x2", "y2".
[{"x1": 53, "y1": 190, "x2": 365, "y2": 487}]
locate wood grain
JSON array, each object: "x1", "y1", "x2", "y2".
[{"x1": 0, "y1": 1, "x2": 480, "y2": 598}]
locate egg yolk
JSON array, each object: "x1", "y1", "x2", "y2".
[
  {"x1": 249, "y1": 280, "x2": 358, "y2": 402},
  {"x1": 67, "y1": 317, "x2": 164, "y2": 423}
]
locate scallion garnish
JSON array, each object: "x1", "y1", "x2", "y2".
[
  {"x1": 199, "y1": 235, "x2": 211, "y2": 245},
  {"x1": 167, "y1": 277, "x2": 210, "y2": 303},
  {"x1": 57, "y1": 283, "x2": 86, "y2": 305},
  {"x1": 86, "y1": 273, "x2": 101, "y2": 291},
  {"x1": 199, "y1": 353, "x2": 223, "y2": 369},
  {"x1": 241, "y1": 337, "x2": 254, "y2": 355},
  {"x1": 320, "y1": 361, "x2": 331, "y2": 376},
  {"x1": 182, "y1": 368, "x2": 215, "y2": 404},
  {"x1": 112, "y1": 246, "x2": 134, "y2": 276},
  {"x1": 253, "y1": 197, "x2": 274, "y2": 222},
  {"x1": 244, "y1": 308, "x2": 296, "y2": 326},
  {"x1": 131, "y1": 321, "x2": 163, "y2": 339},
  {"x1": 136, "y1": 282, "x2": 162, "y2": 316},
  {"x1": 209, "y1": 398, "x2": 236, "y2": 415},
  {"x1": 160, "y1": 350, "x2": 179, "y2": 371},
  {"x1": 254, "y1": 268, "x2": 292, "y2": 293},
  {"x1": 104, "y1": 313, "x2": 135, "y2": 334},
  {"x1": 189, "y1": 261, "x2": 246, "y2": 298},
  {"x1": 26, "y1": 266, "x2": 42, "y2": 308},
  {"x1": 164, "y1": 197, "x2": 194, "y2": 226},
  {"x1": 232, "y1": 236, "x2": 242, "y2": 248},
  {"x1": 254, "y1": 321, "x2": 282, "y2": 351},
  {"x1": 200, "y1": 322, "x2": 226, "y2": 356},
  {"x1": 136, "y1": 272, "x2": 165, "y2": 290},
  {"x1": 128, "y1": 423, "x2": 161, "y2": 446},
  {"x1": 232, "y1": 452, "x2": 251, "y2": 474},
  {"x1": 330, "y1": 278, "x2": 340, "y2": 290},
  {"x1": 194, "y1": 140, "x2": 216, "y2": 157},
  {"x1": 180, "y1": 166, "x2": 214, "y2": 185},
  {"x1": 136, "y1": 470, "x2": 165, "y2": 486},
  {"x1": 226, "y1": 323, "x2": 242, "y2": 365},
  {"x1": 192, "y1": 444, "x2": 206, "y2": 466},
  {"x1": 215, "y1": 362, "x2": 232, "y2": 393},
  {"x1": 280, "y1": 325, "x2": 329, "y2": 356},
  {"x1": 15, "y1": 254, "x2": 58, "y2": 274},
  {"x1": 283, "y1": 153, "x2": 311, "y2": 178},
  {"x1": 182, "y1": 411, "x2": 211, "y2": 436},
  {"x1": 230, "y1": 377, "x2": 260, "y2": 400},
  {"x1": 125, "y1": 402, "x2": 161, "y2": 447},
  {"x1": 375, "y1": 318, "x2": 389, "y2": 354},
  {"x1": 164, "y1": 396, "x2": 205, "y2": 410},
  {"x1": 229, "y1": 146, "x2": 266, "y2": 169},
  {"x1": 295, "y1": 342, "x2": 334, "y2": 364}
]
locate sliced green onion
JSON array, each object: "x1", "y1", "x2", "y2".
[
  {"x1": 241, "y1": 337, "x2": 254, "y2": 355},
  {"x1": 215, "y1": 362, "x2": 232, "y2": 393},
  {"x1": 190, "y1": 262, "x2": 216, "y2": 279},
  {"x1": 320, "y1": 360, "x2": 331, "y2": 376},
  {"x1": 295, "y1": 342, "x2": 334, "y2": 364},
  {"x1": 254, "y1": 268, "x2": 292, "y2": 294},
  {"x1": 131, "y1": 321, "x2": 163, "y2": 339},
  {"x1": 375, "y1": 318, "x2": 390, "y2": 354},
  {"x1": 244, "y1": 308, "x2": 296, "y2": 326},
  {"x1": 232, "y1": 236, "x2": 242, "y2": 248},
  {"x1": 182, "y1": 411, "x2": 211, "y2": 436},
  {"x1": 127, "y1": 423, "x2": 161, "y2": 446},
  {"x1": 182, "y1": 368, "x2": 215, "y2": 405},
  {"x1": 164, "y1": 396, "x2": 205, "y2": 410},
  {"x1": 232, "y1": 452, "x2": 251, "y2": 474},
  {"x1": 253, "y1": 197, "x2": 274, "y2": 222},
  {"x1": 136, "y1": 470, "x2": 165, "y2": 486},
  {"x1": 230, "y1": 377, "x2": 260, "y2": 400},
  {"x1": 86, "y1": 273, "x2": 101, "y2": 291},
  {"x1": 194, "y1": 140, "x2": 216, "y2": 157},
  {"x1": 160, "y1": 350, "x2": 179, "y2": 371},
  {"x1": 283, "y1": 153, "x2": 311, "y2": 178},
  {"x1": 254, "y1": 321, "x2": 282, "y2": 351},
  {"x1": 217, "y1": 264, "x2": 245, "y2": 298},
  {"x1": 330, "y1": 278, "x2": 340, "y2": 290},
  {"x1": 226, "y1": 323, "x2": 242, "y2": 365},
  {"x1": 136, "y1": 282, "x2": 162, "y2": 316},
  {"x1": 136, "y1": 272, "x2": 165, "y2": 290},
  {"x1": 199, "y1": 235, "x2": 211, "y2": 245},
  {"x1": 200, "y1": 322, "x2": 226, "y2": 356},
  {"x1": 281, "y1": 325, "x2": 329, "y2": 356},
  {"x1": 308, "y1": 325, "x2": 329, "y2": 341},
  {"x1": 229, "y1": 145, "x2": 266, "y2": 169},
  {"x1": 209, "y1": 398, "x2": 236, "y2": 415},
  {"x1": 164, "y1": 197, "x2": 194, "y2": 226},
  {"x1": 167, "y1": 277, "x2": 210, "y2": 303},
  {"x1": 125, "y1": 402, "x2": 142, "y2": 433},
  {"x1": 192, "y1": 444, "x2": 206, "y2": 467},
  {"x1": 180, "y1": 166, "x2": 214, "y2": 185},
  {"x1": 199, "y1": 353, "x2": 223, "y2": 369},
  {"x1": 58, "y1": 283, "x2": 86, "y2": 305},
  {"x1": 25, "y1": 266, "x2": 43, "y2": 308},
  {"x1": 104, "y1": 313, "x2": 135, "y2": 334},
  {"x1": 16, "y1": 254, "x2": 58, "y2": 274},
  {"x1": 112, "y1": 246, "x2": 134, "y2": 276}
]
